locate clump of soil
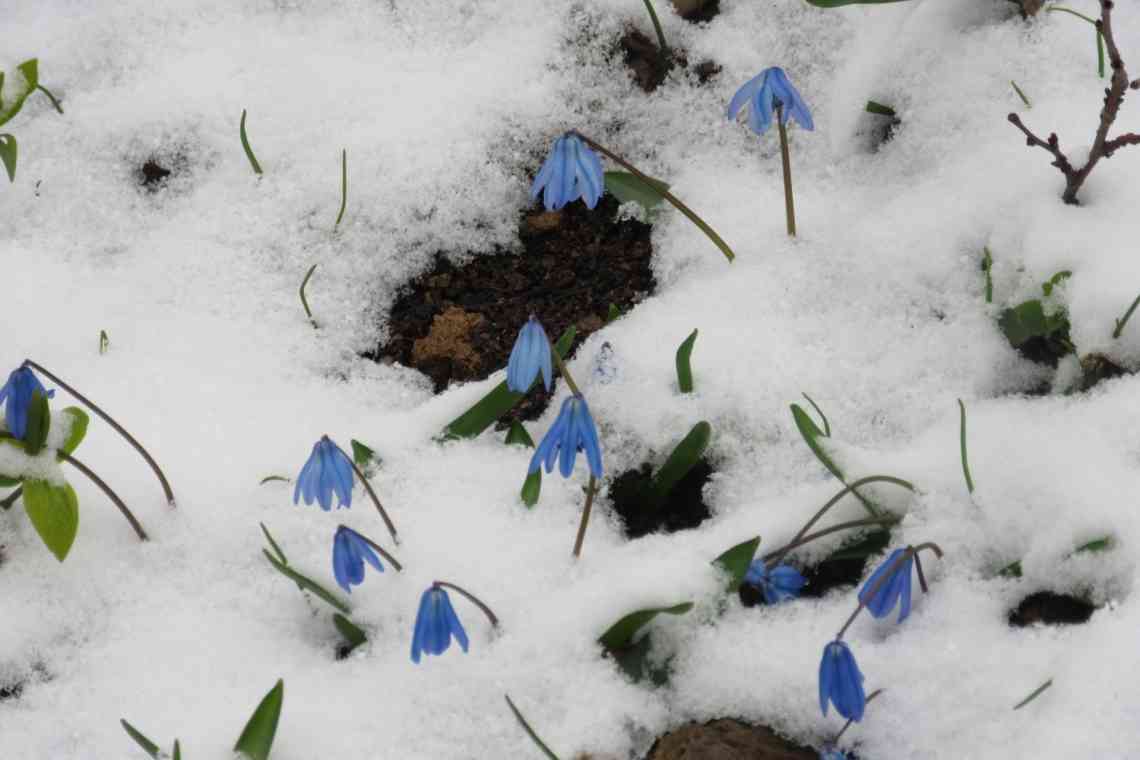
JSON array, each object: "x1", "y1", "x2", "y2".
[
  {"x1": 644, "y1": 719, "x2": 817, "y2": 760},
  {"x1": 136, "y1": 157, "x2": 177, "y2": 190},
  {"x1": 372, "y1": 195, "x2": 655, "y2": 405},
  {"x1": 620, "y1": 29, "x2": 721, "y2": 93},
  {"x1": 1078, "y1": 353, "x2": 1129, "y2": 392},
  {"x1": 608, "y1": 459, "x2": 713, "y2": 539},
  {"x1": 1009, "y1": 591, "x2": 1096, "y2": 627},
  {"x1": 672, "y1": 0, "x2": 720, "y2": 23}
]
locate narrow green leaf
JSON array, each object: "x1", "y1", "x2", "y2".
[
  {"x1": 982, "y1": 247, "x2": 994, "y2": 304},
  {"x1": 239, "y1": 109, "x2": 263, "y2": 175},
  {"x1": 0, "y1": 134, "x2": 16, "y2": 182},
  {"x1": 119, "y1": 718, "x2": 162, "y2": 759},
  {"x1": 520, "y1": 469, "x2": 542, "y2": 507},
  {"x1": 1074, "y1": 536, "x2": 1112, "y2": 554},
  {"x1": 864, "y1": 100, "x2": 896, "y2": 117},
  {"x1": 23, "y1": 479, "x2": 79, "y2": 562},
  {"x1": 605, "y1": 303, "x2": 621, "y2": 323},
  {"x1": 444, "y1": 327, "x2": 575, "y2": 440},
  {"x1": 233, "y1": 679, "x2": 284, "y2": 760},
  {"x1": 999, "y1": 559, "x2": 1023, "y2": 578},
  {"x1": 597, "y1": 602, "x2": 693, "y2": 652},
  {"x1": 23, "y1": 390, "x2": 50, "y2": 456},
  {"x1": 712, "y1": 536, "x2": 761, "y2": 591},
  {"x1": 505, "y1": 695, "x2": 562, "y2": 760},
  {"x1": 263, "y1": 549, "x2": 350, "y2": 614},
  {"x1": 299, "y1": 264, "x2": 318, "y2": 328},
  {"x1": 350, "y1": 439, "x2": 375, "y2": 468},
  {"x1": 505, "y1": 421, "x2": 535, "y2": 448},
  {"x1": 333, "y1": 148, "x2": 347, "y2": 227},
  {"x1": 172, "y1": 740, "x2": 182, "y2": 760},
  {"x1": 258, "y1": 475, "x2": 290, "y2": 485},
  {"x1": 260, "y1": 522, "x2": 288, "y2": 565},
  {"x1": 958, "y1": 399, "x2": 975, "y2": 495},
  {"x1": 675, "y1": 329, "x2": 697, "y2": 394},
  {"x1": 791, "y1": 404, "x2": 843, "y2": 480},
  {"x1": 649, "y1": 421, "x2": 711, "y2": 506},
  {"x1": 1011, "y1": 80, "x2": 1032, "y2": 109},
  {"x1": 332, "y1": 613, "x2": 368, "y2": 655},
  {"x1": 1041, "y1": 270, "x2": 1072, "y2": 297},
  {"x1": 59, "y1": 407, "x2": 89, "y2": 456},
  {"x1": 1112, "y1": 293, "x2": 1140, "y2": 339},
  {"x1": 99, "y1": 329, "x2": 110, "y2": 355},
  {"x1": 800, "y1": 393, "x2": 831, "y2": 438},
  {"x1": 604, "y1": 170, "x2": 670, "y2": 213},
  {"x1": 0, "y1": 59, "x2": 39, "y2": 128},
  {"x1": 1012, "y1": 678, "x2": 1053, "y2": 710}
]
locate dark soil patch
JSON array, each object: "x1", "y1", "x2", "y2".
[
  {"x1": 672, "y1": 0, "x2": 721, "y2": 23},
  {"x1": 0, "y1": 680, "x2": 22, "y2": 701},
  {"x1": 620, "y1": 29, "x2": 720, "y2": 93},
  {"x1": 1014, "y1": 333, "x2": 1072, "y2": 368},
  {"x1": 1078, "y1": 353, "x2": 1130, "y2": 392},
  {"x1": 643, "y1": 718, "x2": 816, "y2": 760},
  {"x1": 137, "y1": 158, "x2": 172, "y2": 189},
  {"x1": 608, "y1": 459, "x2": 713, "y2": 539},
  {"x1": 797, "y1": 530, "x2": 892, "y2": 600},
  {"x1": 1009, "y1": 591, "x2": 1096, "y2": 627},
  {"x1": 371, "y1": 195, "x2": 655, "y2": 416},
  {"x1": 1009, "y1": 0, "x2": 1043, "y2": 19}
]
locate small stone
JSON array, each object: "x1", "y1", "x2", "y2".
[
  {"x1": 526, "y1": 210, "x2": 563, "y2": 232},
  {"x1": 645, "y1": 719, "x2": 816, "y2": 760}
]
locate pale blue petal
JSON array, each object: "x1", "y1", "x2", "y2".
[{"x1": 727, "y1": 71, "x2": 767, "y2": 120}]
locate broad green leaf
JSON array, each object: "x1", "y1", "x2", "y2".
[
  {"x1": 998, "y1": 300, "x2": 1049, "y2": 347},
  {"x1": 119, "y1": 718, "x2": 162, "y2": 759},
  {"x1": 443, "y1": 326, "x2": 575, "y2": 440},
  {"x1": 332, "y1": 612, "x2": 367, "y2": 656},
  {"x1": 0, "y1": 59, "x2": 39, "y2": 128},
  {"x1": 604, "y1": 171, "x2": 670, "y2": 213},
  {"x1": 233, "y1": 679, "x2": 284, "y2": 760},
  {"x1": 805, "y1": 0, "x2": 911, "y2": 6},
  {"x1": 649, "y1": 421, "x2": 711, "y2": 506},
  {"x1": 608, "y1": 633, "x2": 674, "y2": 685},
  {"x1": 263, "y1": 550, "x2": 350, "y2": 614},
  {"x1": 505, "y1": 695, "x2": 562, "y2": 760},
  {"x1": 0, "y1": 133, "x2": 15, "y2": 182},
  {"x1": 505, "y1": 420, "x2": 535, "y2": 448},
  {"x1": 350, "y1": 439, "x2": 375, "y2": 468},
  {"x1": 791, "y1": 404, "x2": 843, "y2": 480},
  {"x1": 712, "y1": 536, "x2": 761, "y2": 591},
  {"x1": 23, "y1": 479, "x2": 78, "y2": 561},
  {"x1": 675, "y1": 329, "x2": 697, "y2": 394},
  {"x1": 23, "y1": 391, "x2": 50, "y2": 456},
  {"x1": 520, "y1": 469, "x2": 541, "y2": 507},
  {"x1": 597, "y1": 601, "x2": 693, "y2": 652},
  {"x1": 59, "y1": 407, "x2": 89, "y2": 456}
]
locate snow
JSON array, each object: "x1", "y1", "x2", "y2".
[{"x1": 4, "y1": 0, "x2": 1140, "y2": 758}]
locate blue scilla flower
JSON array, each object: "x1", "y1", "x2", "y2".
[
  {"x1": 743, "y1": 560, "x2": 806, "y2": 604},
  {"x1": 727, "y1": 66, "x2": 814, "y2": 136},
  {"x1": 507, "y1": 316, "x2": 553, "y2": 393},
  {"x1": 529, "y1": 394, "x2": 603, "y2": 478},
  {"x1": 530, "y1": 132, "x2": 604, "y2": 211},
  {"x1": 819, "y1": 640, "x2": 866, "y2": 721},
  {"x1": 411, "y1": 585, "x2": 469, "y2": 664},
  {"x1": 0, "y1": 367, "x2": 54, "y2": 440},
  {"x1": 858, "y1": 548, "x2": 914, "y2": 624},
  {"x1": 294, "y1": 435, "x2": 354, "y2": 511},
  {"x1": 332, "y1": 525, "x2": 384, "y2": 593}
]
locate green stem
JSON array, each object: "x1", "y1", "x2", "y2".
[
  {"x1": 775, "y1": 105, "x2": 796, "y2": 237},
  {"x1": 833, "y1": 689, "x2": 884, "y2": 743},
  {"x1": 549, "y1": 347, "x2": 581, "y2": 396},
  {"x1": 572, "y1": 132, "x2": 736, "y2": 262},
  {"x1": 59, "y1": 450, "x2": 148, "y2": 541},
  {"x1": 1046, "y1": 5, "x2": 1106, "y2": 77},
  {"x1": 761, "y1": 516, "x2": 899, "y2": 563},
  {"x1": 299, "y1": 264, "x2": 318, "y2": 328},
  {"x1": 337, "y1": 445, "x2": 398, "y2": 545},
  {"x1": 1112, "y1": 292, "x2": 1140, "y2": 338},
  {"x1": 433, "y1": 580, "x2": 499, "y2": 627},
  {"x1": 36, "y1": 85, "x2": 64, "y2": 114},
  {"x1": 640, "y1": 0, "x2": 670, "y2": 60},
  {"x1": 1013, "y1": 678, "x2": 1054, "y2": 710},
  {"x1": 958, "y1": 399, "x2": 975, "y2": 495},
  {"x1": 1010, "y1": 80, "x2": 1032, "y2": 109},
  {"x1": 339, "y1": 524, "x2": 402, "y2": 571},
  {"x1": 334, "y1": 149, "x2": 348, "y2": 227},
  {"x1": 505, "y1": 695, "x2": 562, "y2": 760},
  {"x1": 0, "y1": 486, "x2": 22, "y2": 510},
  {"x1": 239, "y1": 109, "x2": 263, "y2": 175},
  {"x1": 572, "y1": 476, "x2": 598, "y2": 558}
]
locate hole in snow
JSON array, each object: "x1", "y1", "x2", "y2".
[
  {"x1": 1077, "y1": 353, "x2": 1131, "y2": 393},
  {"x1": 643, "y1": 718, "x2": 817, "y2": 760},
  {"x1": 370, "y1": 195, "x2": 655, "y2": 419},
  {"x1": 137, "y1": 157, "x2": 174, "y2": 189},
  {"x1": 619, "y1": 29, "x2": 721, "y2": 93},
  {"x1": 608, "y1": 459, "x2": 714, "y2": 539},
  {"x1": 795, "y1": 530, "x2": 893, "y2": 601},
  {"x1": 672, "y1": 0, "x2": 721, "y2": 23},
  {"x1": 1008, "y1": 591, "x2": 1096, "y2": 627}
]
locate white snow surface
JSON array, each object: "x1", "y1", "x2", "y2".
[{"x1": 4, "y1": 0, "x2": 1140, "y2": 758}]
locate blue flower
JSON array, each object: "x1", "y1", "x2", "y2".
[
  {"x1": 507, "y1": 316, "x2": 553, "y2": 393},
  {"x1": 743, "y1": 560, "x2": 806, "y2": 604},
  {"x1": 819, "y1": 640, "x2": 866, "y2": 721},
  {"x1": 0, "y1": 367, "x2": 54, "y2": 440},
  {"x1": 858, "y1": 548, "x2": 914, "y2": 623},
  {"x1": 530, "y1": 132, "x2": 604, "y2": 211},
  {"x1": 293, "y1": 436, "x2": 354, "y2": 511},
  {"x1": 819, "y1": 745, "x2": 849, "y2": 760},
  {"x1": 529, "y1": 394, "x2": 603, "y2": 478},
  {"x1": 332, "y1": 525, "x2": 384, "y2": 593},
  {"x1": 727, "y1": 66, "x2": 814, "y2": 136},
  {"x1": 410, "y1": 585, "x2": 469, "y2": 663}
]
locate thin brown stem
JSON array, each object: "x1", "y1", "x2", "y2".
[
  {"x1": 22, "y1": 360, "x2": 175, "y2": 506},
  {"x1": 339, "y1": 448, "x2": 399, "y2": 546},
  {"x1": 761, "y1": 516, "x2": 899, "y2": 563},
  {"x1": 433, "y1": 580, "x2": 499, "y2": 627},
  {"x1": 342, "y1": 524, "x2": 402, "y2": 571},
  {"x1": 775, "y1": 105, "x2": 796, "y2": 237},
  {"x1": 59, "y1": 451, "x2": 148, "y2": 541},
  {"x1": 550, "y1": 348, "x2": 581, "y2": 396},
  {"x1": 572, "y1": 477, "x2": 598, "y2": 558},
  {"x1": 833, "y1": 689, "x2": 884, "y2": 743}
]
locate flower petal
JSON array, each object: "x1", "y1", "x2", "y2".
[{"x1": 727, "y1": 70, "x2": 767, "y2": 121}]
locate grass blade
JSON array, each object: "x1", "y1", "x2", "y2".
[
  {"x1": 505, "y1": 694, "x2": 562, "y2": 760},
  {"x1": 240, "y1": 109, "x2": 263, "y2": 175}
]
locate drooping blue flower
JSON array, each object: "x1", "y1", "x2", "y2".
[
  {"x1": 743, "y1": 560, "x2": 806, "y2": 604},
  {"x1": 530, "y1": 132, "x2": 605, "y2": 211},
  {"x1": 529, "y1": 394, "x2": 603, "y2": 478},
  {"x1": 727, "y1": 66, "x2": 814, "y2": 136},
  {"x1": 332, "y1": 525, "x2": 384, "y2": 593},
  {"x1": 410, "y1": 585, "x2": 470, "y2": 664},
  {"x1": 0, "y1": 367, "x2": 54, "y2": 440},
  {"x1": 819, "y1": 744, "x2": 849, "y2": 760},
  {"x1": 507, "y1": 316, "x2": 553, "y2": 393},
  {"x1": 293, "y1": 435, "x2": 354, "y2": 511},
  {"x1": 819, "y1": 640, "x2": 866, "y2": 721},
  {"x1": 858, "y1": 548, "x2": 914, "y2": 623}
]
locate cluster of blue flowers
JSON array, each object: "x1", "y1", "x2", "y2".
[{"x1": 0, "y1": 366, "x2": 54, "y2": 439}]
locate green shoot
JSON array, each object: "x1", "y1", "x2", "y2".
[
  {"x1": 334, "y1": 148, "x2": 347, "y2": 227},
  {"x1": 299, "y1": 264, "x2": 318, "y2": 328},
  {"x1": 240, "y1": 109, "x2": 263, "y2": 175},
  {"x1": 1112, "y1": 293, "x2": 1140, "y2": 339}
]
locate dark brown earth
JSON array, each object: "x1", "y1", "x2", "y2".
[
  {"x1": 644, "y1": 719, "x2": 817, "y2": 760},
  {"x1": 608, "y1": 459, "x2": 713, "y2": 539},
  {"x1": 138, "y1": 158, "x2": 172, "y2": 189},
  {"x1": 1008, "y1": 591, "x2": 1096, "y2": 626},
  {"x1": 620, "y1": 29, "x2": 721, "y2": 93}
]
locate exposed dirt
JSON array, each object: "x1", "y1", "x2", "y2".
[
  {"x1": 620, "y1": 29, "x2": 721, "y2": 93},
  {"x1": 1008, "y1": 591, "x2": 1096, "y2": 627},
  {"x1": 1078, "y1": 353, "x2": 1130, "y2": 392},
  {"x1": 795, "y1": 530, "x2": 891, "y2": 600},
  {"x1": 608, "y1": 459, "x2": 713, "y2": 539},
  {"x1": 672, "y1": 0, "x2": 721, "y2": 23},
  {"x1": 371, "y1": 196, "x2": 655, "y2": 415},
  {"x1": 137, "y1": 158, "x2": 173, "y2": 189},
  {"x1": 644, "y1": 719, "x2": 817, "y2": 760}
]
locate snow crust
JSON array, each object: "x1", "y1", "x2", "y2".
[{"x1": 4, "y1": 0, "x2": 1140, "y2": 758}]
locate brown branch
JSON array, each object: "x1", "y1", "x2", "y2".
[{"x1": 1008, "y1": 1, "x2": 1138, "y2": 204}]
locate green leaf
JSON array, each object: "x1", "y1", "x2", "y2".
[
  {"x1": 263, "y1": 549, "x2": 350, "y2": 614},
  {"x1": 59, "y1": 407, "x2": 89, "y2": 456},
  {"x1": 505, "y1": 695, "x2": 562, "y2": 760},
  {"x1": 597, "y1": 601, "x2": 693, "y2": 652},
  {"x1": 791, "y1": 404, "x2": 843, "y2": 480},
  {"x1": 505, "y1": 420, "x2": 535, "y2": 448},
  {"x1": 826, "y1": 529, "x2": 891, "y2": 562},
  {"x1": 999, "y1": 300, "x2": 1049, "y2": 347},
  {"x1": 0, "y1": 133, "x2": 16, "y2": 182},
  {"x1": 865, "y1": 100, "x2": 896, "y2": 117},
  {"x1": 605, "y1": 303, "x2": 621, "y2": 323},
  {"x1": 712, "y1": 536, "x2": 761, "y2": 591},
  {"x1": 999, "y1": 560, "x2": 1023, "y2": 578},
  {"x1": 520, "y1": 469, "x2": 542, "y2": 507},
  {"x1": 350, "y1": 439, "x2": 375, "y2": 468},
  {"x1": 260, "y1": 522, "x2": 288, "y2": 565},
  {"x1": 119, "y1": 718, "x2": 162, "y2": 759},
  {"x1": 258, "y1": 475, "x2": 290, "y2": 485},
  {"x1": 23, "y1": 390, "x2": 50, "y2": 456},
  {"x1": 1041, "y1": 270, "x2": 1072, "y2": 297},
  {"x1": 649, "y1": 421, "x2": 711, "y2": 506},
  {"x1": 982, "y1": 247, "x2": 994, "y2": 304},
  {"x1": 604, "y1": 171, "x2": 670, "y2": 213},
  {"x1": 172, "y1": 740, "x2": 182, "y2": 760},
  {"x1": 1074, "y1": 536, "x2": 1112, "y2": 554},
  {"x1": 99, "y1": 329, "x2": 110, "y2": 355},
  {"x1": 332, "y1": 613, "x2": 367, "y2": 656},
  {"x1": 0, "y1": 59, "x2": 39, "y2": 128},
  {"x1": 675, "y1": 329, "x2": 697, "y2": 394},
  {"x1": 240, "y1": 108, "x2": 264, "y2": 175},
  {"x1": 443, "y1": 327, "x2": 575, "y2": 440},
  {"x1": 0, "y1": 476, "x2": 20, "y2": 488},
  {"x1": 805, "y1": 0, "x2": 911, "y2": 6},
  {"x1": 23, "y1": 479, "x2": 79, "y2": 561},
  {"x1": 233, "y1": 679, "x2": 284, "y2": 760}
]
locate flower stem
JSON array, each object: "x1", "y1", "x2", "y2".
[
  {"x1": 434, "y1": 580, "x2": 499, "y2": 627},
  {"x1": 571, "y1": 132, "x2": 736, "y2": 262},
  {"x1": 775, "y1": 105, "x2": 796, "y2": 237},
  {"x1": 22, "y1": 359, "x2": 175, "y2": 506},
  {"x1": 640, "y1": 0, "x2": 670, "y2": 62},
  {"x1": 0, "y1": 486, "x2": 22, "y2": 510},
  {"x1": 36, "y1": 85, "x2": 64, "y2": 114},
  {"x1": 761, "y1": 516, "x2": 899, "y2": 563},
  {"x1": 299, "y1": 264, "x2": 318, "y2": 328},
  {"x1": 339, "y1": 524, "x2": 402, "y2": 571},
  {"x1": 549, "y1": 347, "x2": 581, "y2": 396},
  {"x1": 572, "y1": 476, "x2": 598, "y2": 558},
  {"x1": 59, "y1": 451, "x2": 148, "y2": 541},
  {"x1": 337, "y1": 446, "x2": 399, "y2": 546},
  {"x1": 835, "y1": 548, "x2": 911, "y2": 640},
  {"x1": 833, "y1": 689, "x2": 884, "y2": 743}
]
